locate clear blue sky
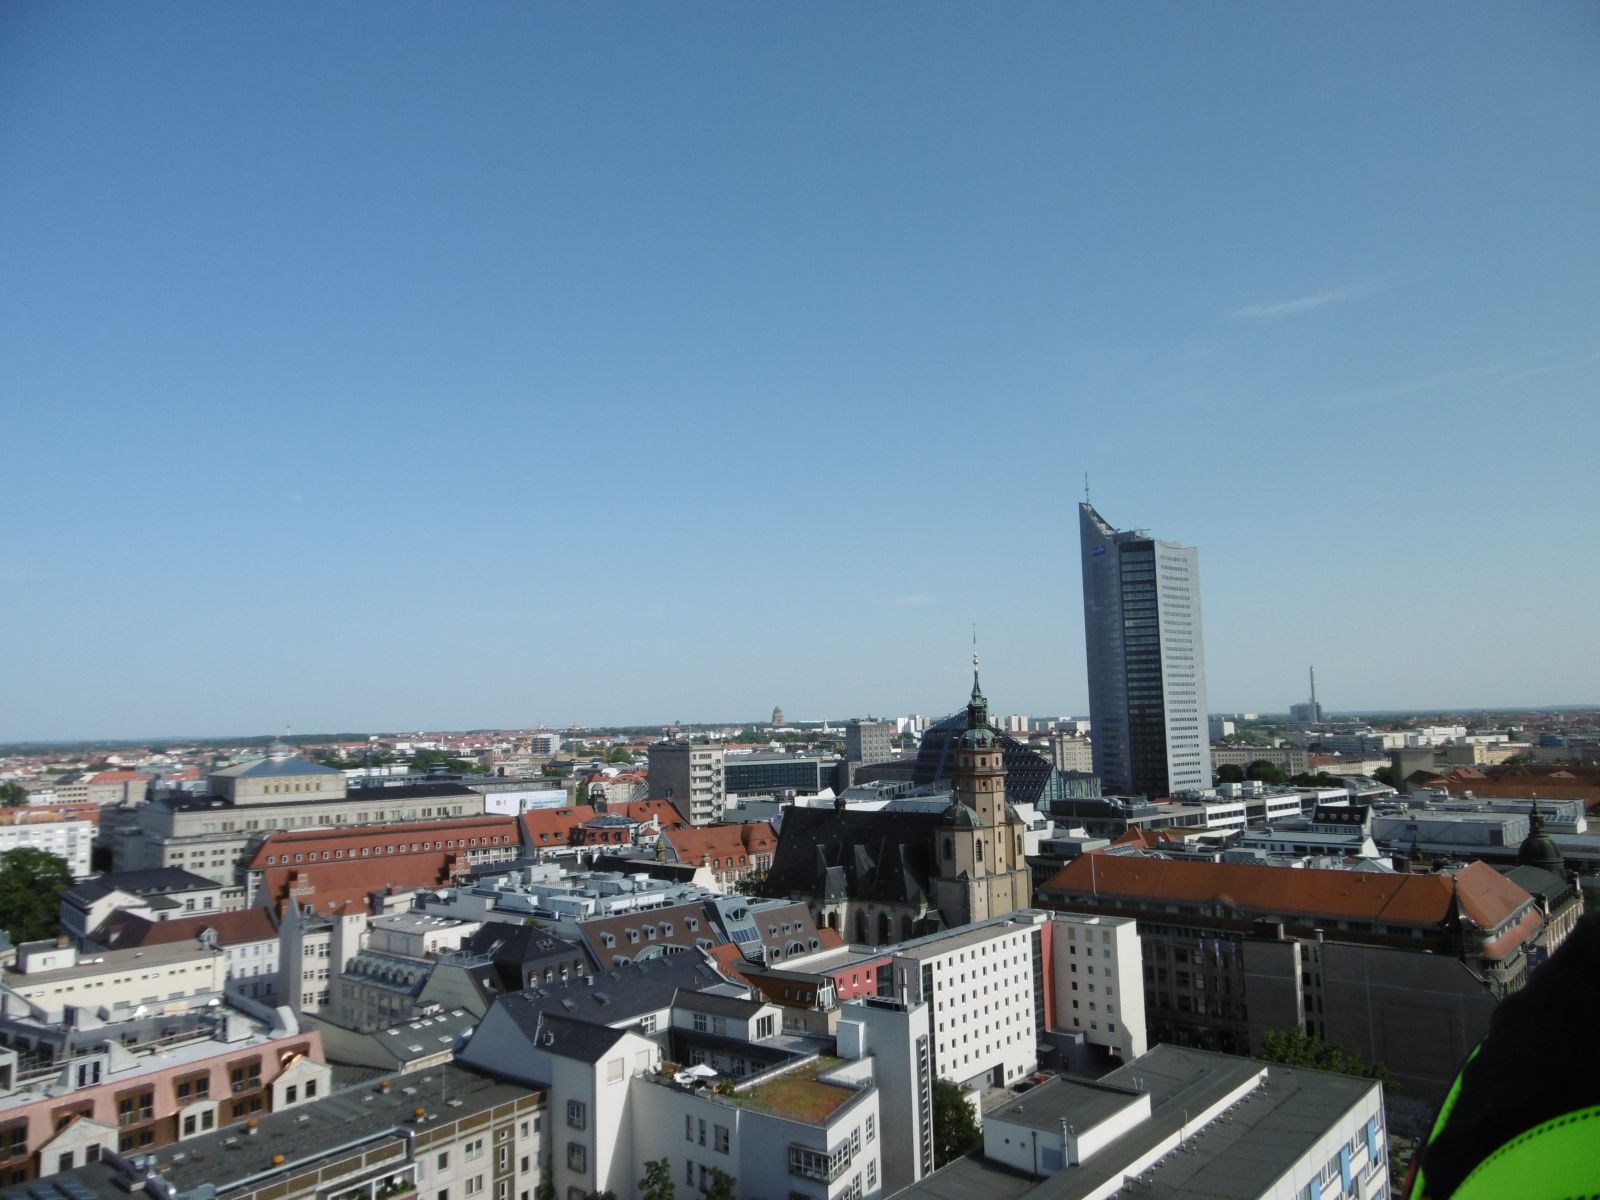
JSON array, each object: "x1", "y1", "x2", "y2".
[{"x1": 3, "y1": 3, "x2": 1597, "y2": 740}]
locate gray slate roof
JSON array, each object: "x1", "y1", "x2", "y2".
[{"x1": 63, "y1": 867, "x2": 218, "y2": 906}]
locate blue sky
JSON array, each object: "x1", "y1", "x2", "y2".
[{"x1": 3, "y1": 3, "x2": 1597, "y2": 739}]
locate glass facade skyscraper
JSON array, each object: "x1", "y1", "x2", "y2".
[{"x1": 1079, "y1": 502, "x2": 1211, "y2": 797}]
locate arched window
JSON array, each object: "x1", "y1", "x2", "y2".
[{"x1": 976, "y1": 840, "x2": 984, "y2": 862}]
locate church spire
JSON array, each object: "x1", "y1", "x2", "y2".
[{"x1": 968, "y1": 627, "x2": 988, "y2": 728}]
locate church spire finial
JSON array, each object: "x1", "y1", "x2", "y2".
[{"x1": 971, "y1": 624, "x2": 982, "y2": 701}]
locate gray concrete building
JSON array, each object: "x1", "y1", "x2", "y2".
[
  {"x1": 845, "y1": 720, "x2": 894, "y2": 767},
  {"x1": 1078, "y1": 503, "x2": 1211, "y2": 798},
  {"x1": 647, "y1": 740, "x2": 725, "y2": 825}
]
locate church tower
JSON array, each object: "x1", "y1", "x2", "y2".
[{"x1": 932, "y1": 653, "x2": 1033, "y2": 926}]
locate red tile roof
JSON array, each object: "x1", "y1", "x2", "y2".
[
  {"x1": 519, "y1": 806, "x2": 598, "y2": 847},
  {"x1": 98, "y1": 907, "x2": 278, "y2": 948},
  {"x1": 608, "y1": 800, "x2": 689, "y2": 829},
  {"x1": 660, "y1": 822, "x2": 777, "y2": 869},
  {"x1": 1041, "y1": 854, "x2": 1532, "y2": 934},
  {"x1": 248, "y1": 815, "x2": 519, "y2": 915},
  {"x1": 89, "y1": 771, "x2": 151, "y2": 784}
]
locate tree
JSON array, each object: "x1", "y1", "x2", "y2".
[
  {"x1": 0, "y1": 848, "x2": 73, "y2": 945},
  {"x1": 1290, "y1": 772, "x2": 1344, "y2": 788},
  {"x1": 931, "y1": 1078, "x2": 980, "y2": 1167},
  {"x1": 535, "y1": 1159, "x2": 555, "y2": 1200},
  {"x1": 1215, "y1": 764, "x2": 1244, "y2": 784},
  {"x1": 703, "y1": 1169, "x2": 736, "y2": 1200},
  {"x1": 639, "y1": 1155, "x2": 676, "y2": 1200},
  {"x1": 733, "y1": 866, "x2": 769, "y2": 896},
  {"x1": 0, "y1": 783, "x2": 27, "y2": 807},
  {"x1": 1258, "y1": 1028, "x2": 1387, "y2": 1084},
  {"x1": 1373, "y1": 766, "x2": 1396, "y2": 787},
  {"x1": 409, "y1": 749, "x2": 486, "y2": 775},
  {"x1": 1246, "y1": 760, "x2": 1288, "y2": 785},
  {"x1": 607, "y1": 748, "x2": 635, "y2": 765}
]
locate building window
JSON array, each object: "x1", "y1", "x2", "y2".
[
  {"x1": 230, "y1": 1060, "x2": 262, "y2": 1093},
  {"x1": 566, "y1": 1101, "x2": 585, "y2": 1130},
  {"x1": 466, "y1": 1139, "x2": 485, "y2": 1161},
  {"x1": 116, "y1": 1090, "x2": 154, "y2": 1127},
  {"x1": 714, "y1": 1126, "x2": 729, "y2": 1154},
  {"x1": 566, "y1": 1144, "x2": 586, "y2": 1172}
]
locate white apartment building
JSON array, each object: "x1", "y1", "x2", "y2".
[
  {"x1": 632, "y1": 1054, "x2": 882, "y2": 1200},
  {"x1": 1046, "y1": 912, "x2": 1146, "y2": 1064},
  {"x1": 1050, "y1": 733, "x2": 1095, "y2": 774},
  {"x1": 892, "y1": 917, "x2": 1043, "y2": 1090},
  {"x1": 3, "y1": 941, "x2": 227, "y2": 1021},
  {"x1": 0, "y1": 818, "x2": 93, "y2": 878}
]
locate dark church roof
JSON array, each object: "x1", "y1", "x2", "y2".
[{"x1": 762, "y1": 806, "x2": 940, "y2": 907}]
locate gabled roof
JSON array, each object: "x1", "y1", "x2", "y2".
[
  {"x1": 210, "y1": 755, "x2": 341, "y2": 779},
  {"x1": 519, "y1": 806, "x2": 598, "y2": 847},
  {"x1": 763, "y1": 806, "x2": 938, "y2": 905},
  {"x1": 97, "y1": 907, "x2": 278, "y2": 949},
  {"x1": 609, "y1": 799, "x2": 689, "y2": 828},
  {"x1": 87, "y1": 771, "x2": 150, "y2": 785},
  {"x1": 1040, "y1": 853, "x2": 1533, "y2": 933},
  {"x1": 661, "y1": 822, "x2": 777, "y2": 867},
  {"x1": 63, "y1": 867, "x2": 218, "y2": 907},
  {"x1": 472, "y1": 951, "x2": 736, "y2": 1061}
]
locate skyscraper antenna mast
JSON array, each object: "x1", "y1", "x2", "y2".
[{"x1": 1084, "y1": 473, "x2": 1091, "y2": 503}]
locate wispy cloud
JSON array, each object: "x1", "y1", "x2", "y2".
[
  {"x1": 1225, "y1": 279, "x2": 1391, "y2": 321},
  {"x1": 1325, "y1": 345, "x2": 1600, "y2": 407}
]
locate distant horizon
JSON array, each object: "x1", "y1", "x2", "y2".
[{"x1": 5, "y1": 701, "x2": 1597, "y2": 751}]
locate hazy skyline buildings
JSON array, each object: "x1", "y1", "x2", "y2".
[{"x1": 1079, "y1": 501, "x2": 1211, "y2": 798}]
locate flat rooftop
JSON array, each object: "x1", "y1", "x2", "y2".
[
  {"x1": 728, "y1": 1056, "x2": 863, "y2": 1123},
  {"x1": 895, "y1": 916, "x2": 1043, "y2": 961},
  {"x1": 9, "y1": 1064, "x2": 541, "y2": 1200},
  {"x1": 892, "y1": 1047, "x2": 1378, "y2": 1200},
  {"x1": 7, "y1": 941, "x2": 219, "y2": 984},
  {"x1": 985, "y1": 1077, "x2": 1145, "y2": 1134}
]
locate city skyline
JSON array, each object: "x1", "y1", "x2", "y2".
[{"x1": 3, "y1": 4, "x2": 1598, "y2": 740}]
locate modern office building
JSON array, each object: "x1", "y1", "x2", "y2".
[
  {"x1": 844, "y1": 721, "x2": 894, "y2": 767},
  {"x1": 723, "y1": 755, "x2": 838, "y2": 797},
  {"x1": 1078, "y1": 502, "x2": 1211, "y2": 797}
]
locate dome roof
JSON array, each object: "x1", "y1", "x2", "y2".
[
  {"x1": 942, "y1": 801, "x2": 981, "y2": 828},
  {"x1": 958, "y1": 725, "x2": 997, "y2": 751},
  {"x1": 1516, "y1": 804, "x2": 1564, "y2": 874}
]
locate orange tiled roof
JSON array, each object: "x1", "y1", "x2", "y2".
[
  {"x1": 661, "y1": 822, "x2": 777, "y2": 867},
  {"x1": 89, "y1": 771, "x2": 151, "y2": 784},
  {"x1": 609, "y1": 800, "x2": 690, "y2": 829},
  {"x1": 246, "y1": 816, "x2": 517, "y2": 869},
  {"x1": 1041, "y1": 854, "x2": 1532, "y2": 932},
  {"x1": 519, "y1": 806, "x2": 598, "y2": 846}
]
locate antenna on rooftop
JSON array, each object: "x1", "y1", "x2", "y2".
[{"x1": 1084, "y1": 473, "x2": 1091, "y2": 504}]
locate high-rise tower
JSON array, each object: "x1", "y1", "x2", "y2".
[{"x1": 1079, "y1": 502, "x2": 1211, "y2": 797}]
